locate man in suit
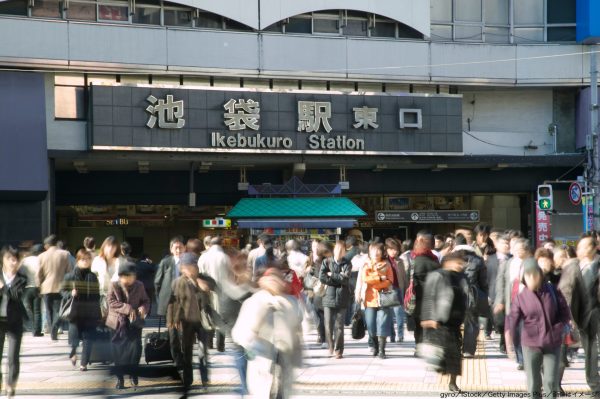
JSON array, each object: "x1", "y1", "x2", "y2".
[
  {"x1": 37, "y1": 234, "x2": 72, "y2": 341},
  {"x1": 154, "y1": 236, "x2": 185, "y2": 364}
]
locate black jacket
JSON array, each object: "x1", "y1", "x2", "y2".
[
  {"x1": 154, "y1": 255, "x2": 178, "y2": 316},
  {"x1": 421, "y1": 269, "x2": 468, "y2": 325},
  {"x1": 412, "y1": 253, "x2": 440, "y2": 320},
  {"x1": 0, "y1": 271, "x2": 27, "y2": 332},
  {"x1": 62, "y1": 267, "x2": 102, "y2": 326},
  {"x1": 319, "y1": 257, "x2": 351, "y2": 308}
]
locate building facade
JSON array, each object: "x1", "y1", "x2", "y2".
[{"x1": 0, "y1": 0, "x2": 594, "y2": 257}]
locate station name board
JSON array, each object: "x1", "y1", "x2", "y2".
[{"x1": 90, "y1": 86, "x2": 463, "y2": 155}]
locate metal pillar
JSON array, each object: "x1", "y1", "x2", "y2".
[{"x1": 591, "y1": 45, "x2": 600, "y2": 229}]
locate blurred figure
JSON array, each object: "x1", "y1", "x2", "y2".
[
  {"x1": 286, "y1": 240, "x2": 307, "y2": 279},
  {"x1": 303, "y1": 239, "x2": 328, "y2": 347},
  {"x1": 254, "y1": 238, "x2": 276, "y2": 280},
  {"x1": 201, "y1": 236, "x2": 212, "y2": 255},
  {"x1": 433, "y1": 235, "x2": 445, "y2": 252},
  {"x1": 420, "y1": 252, "x2": 468, "y2": 393},
  {"x1": 232, "y1": 268, "x2": 303, "y2": 399},
  {"x1": 91, "y1": 236, "x2": 124, "y2": 318},
  {"x1": 37, "y1": 234, "x2": 72, "y2": 341},
  {"x1": 491, "y1": 234, "x2": 512, "y2": 353},
  {"x1": 542, "y1": 239, "x2": 556, "y2": 252},
  {"x1": 535, "y1": 248, "x2": 559, "y2": 285},
  {"x1": 362, "y1": 242, "x2": 393, "y2": 359},
  {"x1": 279, "y1": 258, "x2": 303, "y2": 299},
  {"x1": 19, "y1": 244, "x2": 44, "y2": 337},
  {"x1": 168, "y1": 252, "x2": 216, "y2": 396},
  {"x1": 454, "y1": 228, "x2": 474, "y2": 246},
  {"x1": 186, "y1": 238, "x2": 203, "y2": 257},
  {"x1": 83, "y1": 237, "x2": 96, "y2": 255},
  {"x1": 135, "y1": 254, "x2": 156, "y2": 307},
  {"x1": 248, "y1": 234, "x2": 269, "y2": 275},
  {"x1": 319, "y1": 241, "x2": 350, "y2": 359},
  {"x1": 62, "y1": 249, "x2": 101, "y2": 371},
  {"x1": 107, "y1": 262, "x2": 150, "y2": 389},
  {"x1": 508, "y1": 259, "x2": 571, "y2": 399},
  {"x1": 0, "y1": 245, "x2": 27, "y2": 399},
  {"x1": 385, "y1": 238, "x2": 406, "y2": 343}
]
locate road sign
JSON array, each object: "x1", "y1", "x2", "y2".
[
  {"x1": 538, "y1": 199, "x2": 552, "y2": 211},
  {"x1": 375, "y1": 210, "x2": 480, "y2": 224},
  {"x1": 569, "y1": 182, "x2": 582, "y2": 205}
]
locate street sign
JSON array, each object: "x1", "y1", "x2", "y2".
[
  {"x1": 375, "y1": 210, "x2": 480, "y2": 224},
  {"x1": 538, "y1": 199, "x2": 552, "y2": 211},
  {"x1": 569, "y1": 182, "x2": 582, "y2": 205}
]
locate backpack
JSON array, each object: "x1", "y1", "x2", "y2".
[{"x1": 403, "y1": 256, "x2": 417, "y2": 315}]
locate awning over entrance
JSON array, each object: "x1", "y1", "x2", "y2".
[{"x1": 227, "y1": 197, "x2": 366, "y2": 228}]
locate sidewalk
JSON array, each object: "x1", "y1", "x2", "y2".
[{"x1": 11, "y1": 325, "x2": 593, "y2": 397}]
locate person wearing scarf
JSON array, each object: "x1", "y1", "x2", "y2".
[{"x1": 362, "y1": 242, "x2": 394, "y2": 359}]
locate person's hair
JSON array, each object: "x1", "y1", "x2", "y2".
[
  {"x1": 556, "y1": 244, "x2": 576, "y2": 259},
  {"x1": 415, "y1": 230, "x2": 433, "y2": 248},
  {"x1": 369, "y1": 242, "x2": 385, "y2": 259},
  {"x1": 401, "y1": 239, "x2": 413, "y2": 253},
  {"x1": 434, "y1": 234, "x2": 444, "y2": 242},
  {"x1": 99, "y1": 236, "x2": 121, "y2": 260},
  {"x1": 385, "y1": 238, "x2": 401, "y2": 252},
  {"x1": 317, "y1": 241, "x2": 333, "y2": 259},
  {"x1": 515, "y1": 237, "x2": 532, "y2": 253},
  {"x1": 454, "y1": 233, "x2": 467, "y2": 246},
  {"x1": 542, "y1": 239, "x2": 556, "y2": 246},
  {"x1": 76, "y1": 248, "x2": 93, "y2": 262},
  {"x1": 210, "y1": 236, "x2": 222, "y2": 246},
  {"x1": 0, "y1": 245, "x2": 18, "y2": 265},
  {"x1": 121, "y1": 241, "x2": 132, "y2": 257},
  {"x1": 578, "y1": 235, "x2": 599, "y2": 251},
  {"x1": 261, "y1": 235, "x2": 273, "y2": 247},
  {"x1": 345, "y1": 235, "x2": 358, "y2": 247},
  {"x1": 83, "y1": 236, "x2": 95, "y2": 251},
  {"x1": 170, "y1": 236, "x2": 184, "y2": 248},
  {"x1": 29, "y1": 244, "x2": 44, "y2": 256},
  {"x1": 534, "y1": 247, "x2": 553, "y2": 261},
  {"x1": 507, "y1": 230, "x2": 524, "y2": 240},
  {"x1": 441, "y1": 252, "x2": 465, "y2": 268},
  {"x1": 186, "y1": 238, "x2": 203, "y2": 255},
  {"x1": 286, "y1": 239, "x2": 300, "y2": 252},
  {"x1": 474, "y1": 223, "x2": 491, "y2": 235},
  {"x1": 203, "y1": 236, "x2": 212, "y2": 247},
  {"x1": 497, "y1": 234, "x2": 510, "y2": 243},
  {"x1": 56, "y1": 240, "x2": 66, "y2": 250},
  {"x1": 43, "y1": 234, "x2": 58, "y2": 247},
  {"x1": 358, "y1": 243, "x2": 369, "y2": 254}
]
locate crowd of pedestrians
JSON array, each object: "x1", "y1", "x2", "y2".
[{"x1": 1, "y1": 225, "x2": 600, "y2": 398}]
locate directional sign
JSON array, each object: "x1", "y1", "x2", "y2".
[
  {"x1": 569, "y1": 182, "x2": 582, "y2": 206},
  {"x1": 375, "y1": 210, "x2": 480, "y2": 224},
  {"x1": 538, "y1": 199, "x2": 552, "y2": 211}
]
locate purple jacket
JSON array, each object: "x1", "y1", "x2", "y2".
[{"x1": 508, "y1": 283, "x2": 571, "y2": 349}]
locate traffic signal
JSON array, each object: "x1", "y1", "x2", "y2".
[{"x1": 537, "y1": 184, "x2": 553, "y2": 211}]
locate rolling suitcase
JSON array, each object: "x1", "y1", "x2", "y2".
[
  {"x1": 144, "y1": 317, "x2": 173, "y2": 364},
  {"x1": 89, "y1": 326, "x2": 113, "y2": 365}
]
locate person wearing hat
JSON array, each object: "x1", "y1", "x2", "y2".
[
  {"x1": 167, "y1": 252, "x2": 216, "y2": 396},
  {"x1": 106, "y1": 261, "x2": 150, "y2": 390},
  {"x1": 508, "y1": 258, "x2": 571, "y2": 399}
]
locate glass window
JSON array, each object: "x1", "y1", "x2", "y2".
[
  {"x1": 164, "y1": 9, "x2": 192, "y2": 26},
  {"x1": 67, "y1": 1, "x2": 96, "y2": 20},
  {"x1": 431, "y1": 0, "x2": 452, "y2": 22},
  {"x1": 514, "y1": 0, "x2": 543, "y2": 25},
  {"x1": 32, "y1": 0, "x2": 61, "y2": 18},
  {"x1": 485, "y1": 0, "x2": 509, "y2": 25},
  {"x1": 224, "y1": 19, "x2": 252, "y2": 31},
  {"x1": 454, "y1": 25, "x2": 482, "y2": 41},
  {"x1": 313, "y1": 17, "x2": 339, "y2": 34},
  {"x1": 132, "y1": 6, "x2": 160, "y2": 25},
  {"x1": 0, "y1": 0, "x2": 27, "y2": 15},
  {"x1": 197, "y1": 12, "x2": 222, "y2": 29},
  {"x1": 455, "y1": 0, "x2": 482, "y2": 22},
  {"x1": 55, "y1": 86, "x2": 85, "y2": 119},
  {"x1": 372, "y1": 21, "x2": 396, "y2": 38},
  {"x1": 398, "y1": 23, "x2": 423, "y2": 39},
  {"x1": 547, "y1": 0, "x2": 576, "y2": 23},
  {"x1": 513, "y1": 27, "x2": 544, "y2": 42},
  {"x1": 484, "y1": 27, "x2": 510, "y2": 43},
  {"x1": 285, "y1": 17, "x2": 311, "y2": 34},
  {"x1": 98, "y1": 3, "x2": 128, "y2": 21},
  {"x1": 547, "y1": 27, "x2": 576, "y2": 42},
  {"x1": 431, "y1": 24, "x2": 453, "y2": 40},
  {"x1": 343, "y1": 19, "x2": 367, "y2": 36},
  {"x1": 262, "y1": 22, "x2": 283, "y2": 32}
]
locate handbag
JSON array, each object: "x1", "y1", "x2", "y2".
[
  {"x1": 313, "y1": 280, "x2": 327, "y2": 297},
  {"x1": 416, "y1": 342, "x2": 444, "y2": 372},
  {"x1": 378, "y1": 289, "x2": 401, "y2": 308},
  {"x1": 351, "y1": 310, "x2": 366, "y2": 340},
  {"x1": 59, "y1": 296, "x2": 76, "y2": 321}
]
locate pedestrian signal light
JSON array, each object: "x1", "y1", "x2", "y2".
[{"x1": 537, "y1": 184, "x2": 553, "y2": 211}]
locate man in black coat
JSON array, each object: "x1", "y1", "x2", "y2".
[{"x1": 154, "y1": 237, "x2": 185, "y2": 365}]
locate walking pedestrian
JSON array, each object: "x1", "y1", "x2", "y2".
[
  {"x1": 37, "y1": 234, "x2": 72, "y2": 341},
  {"x1": 83, "y1": 237, "x2": 96, "y2": 256},
  {"x1": 91, "y1": 236, "x2": 124, "y2": 318},
  {"x1": 303, "y1": 239, "x2": 327, "y2": 347},
  {"x1": 320, "y1": 240, "x2": 351, "y2": 359},
  {"x1": 420, "y1": 252, "x2": 469, "y2": 392},
  {"x1": 106, "y1": 261, "x2": 150, "y2": 389},
  {"x1": 167, "y1": 252, "x2": 216, "y2": 396},
  {"x1": 385, "y1": 238, "x2": 406, "y2": 343},
  {"x1": 508, "y1": 259, "x2": 571, "y2": 399},
  {"x1": 286, "y1": 239, "x2": 308, "y2": 281},
  {"x1": 535, "y1": 248, "x2": 560, "y2": 285},
  {"x1": 362, "y1": 242, "x2": 394, "y2": 359},
  {"x1": 62, "y1": 249, "x2": 101, "y2": 371},
  {"x1": 491, "y1": 234, "x2": 512, "y2": 353},
  {"x1": 19, "y1": 244, "x2": 44, "y2": 337},
  {"x1": 0, "y1": 245, "x2": 27, "y2": 398}
]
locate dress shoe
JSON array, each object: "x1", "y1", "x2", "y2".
[
  {"x1": 33, "y1": 332, "x2": 44, "y2": 337},
  {"x1": 130, "y1": 376, "x2": 139, "y2": 386},
  {"x1": 517, "y1": 364, "x2": 524, "y2": 371},
  {"x1": 449, "y1": 382, "x2": 460, "y2": 392},
  {"x1": 115, "y1": 378, "x2": 125, "y2": 389}
]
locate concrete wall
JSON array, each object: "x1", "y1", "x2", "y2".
[
  {"x1": 45, "y1": 74, "x2": 88, "y2": 151},
  {"x1": 0, "y1": 17, "x2": 590, "y2": 86}
]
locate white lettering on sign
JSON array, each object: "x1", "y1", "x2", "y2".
[
  {"x1": 145, "y1": 95, "x2": 185, "y2": 129},
  {"x1": 223, "y1": 99, "x2": 260, "y2": 131},
  {"x1": 297, "y1": 101, "x2": 332, "y2": 133}
]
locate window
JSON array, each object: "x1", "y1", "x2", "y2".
[
  {"x1": 0, "y1": 0, "x2": 27, "y2": 16},
  {"x1": 514, "y1": 0, "x2": 543, "y2": 25},
  {"x1": 285, "y1": 16, "x2": 311, "y2": 34},
  {"x1": 132, "y1": 4, "x2": 161, "y2": 25},
  {"x1": 397, "y1": 23, "x2": 423, "y2": 39},
  {"x1": 431, "y1": 0, "x2": 452, "y2": 22},
  {"x1": 485, "y1": 0, "x2": 509, "y2": 25},
  {"x1": 484, "y1": 27, "x2": 510, "y2": 43},
  {"x1": 196, "y1": 11, "x2": 222, "y2": 29},
  {"x1": 513, "y1": 27, "x2": 544, "y2": 43},
  {"x1": 32, "y1": 0, "x2": 62, "y2": 18},
  {"x1": 431, "y1": 24, "x2": 453, "y2": 40},
  {"x1": 54, "y1": 74, "x2": 86, "y2": 120},
  {"x1": 224, "y1": 18, "x2": 252, "y2": 31},
  {"x1": 547, "y1": 27, "x2": 576, "y2": 42},
  {"x1": 98, "y1": 2, "x2": 128, "y2": 21},
  {"x1": 454, "y1": 25, "x2": 482, "y2": 41},
  {"x1": 313, "y1": 11, "x2": 339, "y2": 34},
  {"x1": 164, "y1": 8, "x2": 192, "y2": 26},
  {"x1": 372, "y1": 20, "x2": 396, "y2": 38},
  {"x1": 455, "y1": 0, "x2": 481, "y2": 22},
  {"x1": 547, "y1": 0, "x2": 576, "y2": 24},
  {"x1": 66, "y1": 1, "x2": 96, "y2": 21},
  {"x1": 343, "y1": 19, "x2": 367, "y2": 36},
  {"x1": 263, "y1": 22, "x2": 283, "y2": 32}
]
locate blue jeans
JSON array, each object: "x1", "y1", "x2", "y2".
[
  {"x1": 389, "y1": 288, "x2": 405, "y2": 340},
  {"x1": 233, "y1": 344, "x2": 248, "y2": 394},
  {"x1": 365, "y1": 307, "x2": 392, "y2": 337}
]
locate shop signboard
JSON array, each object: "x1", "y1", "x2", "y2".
[
  {"x1": 582, "y1": 196, "x2": 594, "y2": 232},
  {"x1": 375, "y1": 210, "x2": 479, "y2": 224},
  {"x1": 203, "y1": 218, "x2": 232, "y2": 228},
  {"x1": 90, "y1": 86, "x2": 463, "y2": 156},
  {"x1": 535, "y1": 202, "x2": 552, "y2": 248}
]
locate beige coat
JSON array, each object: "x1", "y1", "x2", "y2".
[{"x1": 37, "y1": 246, "x2": 72, "y2": 294}]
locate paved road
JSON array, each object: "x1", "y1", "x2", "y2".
[{"x1": 9, "y1": 320, "x2": 595, "y2": 398}]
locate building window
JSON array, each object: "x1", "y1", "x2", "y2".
[
  {"x1": 66, "y1": 1, "x2": 97, "y2": 21},
  {"x1": 285, "y1": 16, "x2": 311, "y2": 34},
  {"x1": 164, "y1": 8, "x2": 192, "y2": 27},
  {"x1": 32, "y1": 0, "x2": 62, "y2": 18},
  {"x1": 196, "y1": 11, "x2": 222, "y2": 29},
  {"x1": 132, "y1": 3, "x2": 161, "y2": 25},
  {"x1": 98, "y1": 1, "x2": 128, "y2": 21},
  {"x1": 313, "y1": 11, "x2": 340, "y2": 34},
  {"x1": 54, "y1": 74, "x2": 86, "y2": 120},
  {"x1": 224, "y1": 18, "x2": 252, "y2": 31},
  {"x1": 0, "y1": 0, "x2": 27, "y2": 15},
  {"x1": 371, "y1": 17, "x2": 396, "y2": 38}
]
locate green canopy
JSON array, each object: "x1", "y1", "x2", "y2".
[{"x1": 227, "y1": 197, "x2": 366, "y2": 219}]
